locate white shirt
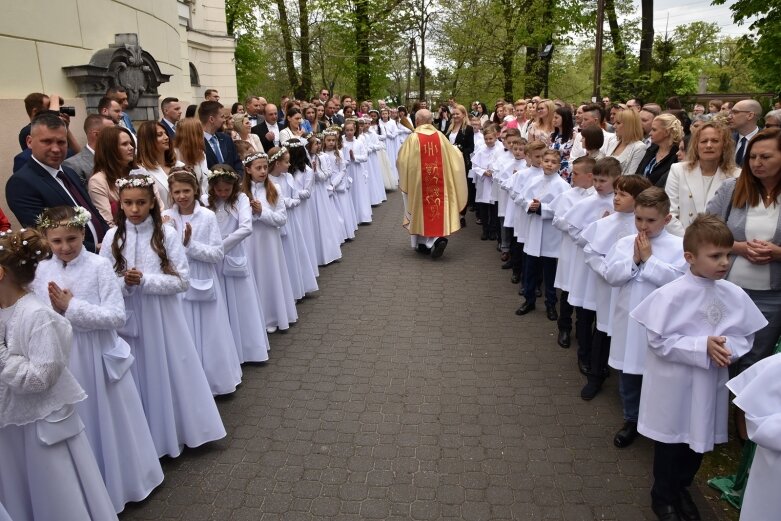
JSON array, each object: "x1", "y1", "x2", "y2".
[
  {"x1": 33, "y1": 156, "x2": 98, "y2": 242},
  {"x1": 267, "y1": 122, "x2": 280, "y2": 146},
  {"x1": 728, "y1": 200, "x2": 779, "y2": 290},
  {"x1": 162, "y1": 118, "x2": 177, "y2": 134}
]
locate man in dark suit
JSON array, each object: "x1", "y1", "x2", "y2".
[
  {"x1": 728, "y1": 99, "x2": 763, "y2": 167},
  {"x1": 6, "y1": 113, "x2": 108, "y2": 252},
  {"x1": 199, "y1": 100, "x2": 244, "y2": 175},
  {"x1": 252, "y1": 103, "x2": 286, "y2": 153},
  {"x1": 160, "y1": 97, "x2": 181, "y2": 141},
  {"x1": 323, "y1": 99, "x2": 344, "y2": 127}
]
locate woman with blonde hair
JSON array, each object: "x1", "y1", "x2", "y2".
[
  {"x1": 605, "y1": 108, "x2": 647, "y2": 174},
  {"x1": 526, "y1": 99, "x2": 556, "y2": 145},
  {"x1": 175, "y1": 118, "x2": 210, "y2": 194},
  {"x1": 446, "y1": 104, "x2": 475, "y2": 221},
  {"x1": 137, "y1": 121, "x2": 184, "y2": 207},
  {"x1": 634, "y1": 113, "x2": 683, "y2": 186},
  {"x1": 231, "y1": 113, "x2": 262, "y2": 153},
  {"x1": 667, "y1": 121, "x2": 739, "y2": 234}
]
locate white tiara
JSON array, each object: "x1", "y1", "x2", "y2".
[
  {"x1": 206, "y1": 168, "x2": 239, "y2": 181},
  {"x1": 35, "y1": 206, "x2": 91, "y2": 230},
  {"x1": 242, "y1": 152, "x2": 269, "y2": 165},
  {"x1": 269, "y1": 147, "x2": 288, "y2": 163},
  {"x1": 116, "y1": 174, "x2": 155, "y2": 190}
]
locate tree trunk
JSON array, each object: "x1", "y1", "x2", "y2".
[
  {"x1": 638, "y1": 0, "x2": 654, "y2": 74},
  {"x1": 276, "y1": 0, "x2": 300, "y2": 94},
  {"x1": 297, "y1": 0, "x2": 312, "y2": 99},
  {"x1": 604, "y1": 0, "x2": 625, "y2": 65},
  {"x1": 501, "y1": 47, "x2": 514, "y2": 100},
  {"x1": 355, "y1": 0, "x2": 371, "y2": 101},
  {"x1": 419, "y1": 31, "x2": 426, "y2": 101}
]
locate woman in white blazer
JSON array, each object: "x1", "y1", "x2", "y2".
[{"x1": 666, "y1": 121, "x2": 739, "y2": 235}]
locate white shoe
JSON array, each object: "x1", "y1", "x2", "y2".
[{"x1": 266, "y1": 326, "x2": 278, "y2": 334}]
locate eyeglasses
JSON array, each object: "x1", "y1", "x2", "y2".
[{"x1": 729, "y1": 110, "x2": 752, "y2": 115}]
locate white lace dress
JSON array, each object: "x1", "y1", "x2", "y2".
[
  {"x1": 260, "y1": 177, "x2": 318, "y2": 301},
  {"x1": 380, "y1": 119, "x2": 400, "y2": 186},
  {"x1": 289, "y1": 170, "x2": 323, "y2": 274},
  {"x1": 320, "y1": 151, "x2": 357, "y2": 240},
  {"x1": 245, "y1": 182, "x2": 299, "y2": 330},
  {"x1": 31, "y1": 251, "x2": 164, "y2": 513},
  {"x1": 303, "y1": 164, "x2": 343, "y2": 265},
  {"x1": 100, "y1": 217, "x2": 226, "y2": 457},
  {"x1": 163, "y1": 203, "x2": 243, "y2": 395},
  {"x1": 361, "y1": 131, "x2": 388, "y2": 205},
  {"x1": 0, "y1": 293, "x2": 118, "y2": 521},
  {"x1": 342, "y1": 137, "x2": 373, "y2": 223},
  {"x1": 208, "y1": 193, "x2": 270, "y2": 362}
]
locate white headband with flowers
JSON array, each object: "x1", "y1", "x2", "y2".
[{"x1": 35, "y1": 206, "x2": 91, "y2": 230}]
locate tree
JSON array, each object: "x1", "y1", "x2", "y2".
[
  {"x1": 638, "y1": 0, "x2": 653, "y2": 75},
  {"x1": 712, "y1": 0, "x2": 781, "y2": 93}
]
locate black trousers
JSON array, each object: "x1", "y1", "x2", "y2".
[
  {"x1": 558, "y1": 291, "x2": 574, "y2": 331},
  {"x1": 478, "y1": 203, "x2": 499, "y2": 237},
  {"x1": 522, "y1": 255, "x2": 557, "y2": 308},
  {"x1": 510, "y1": 237, "x2": 525, "y2": 276},
  {"x1": 652, "y1": 442, "x2": 704, "y2": 505},
  {"x1": 575, "y1": 307, "x2": 595, "y2": 365},
  {"x1": 589, "y1": 329, "x2": 611, "y2": 379}
]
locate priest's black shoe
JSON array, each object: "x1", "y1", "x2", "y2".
[
  {"x1": 613, "y1": 421, "x2": 639, "y2": 448},
  {"x1": 416, "y1": 244, "x2": 431, "y2": 254},
  {"x1": 651, "y1": 502, "x2": 682, "y2": 521},
  {"x1": 580, "y1": 378, "x2": 602, "y2": 401},
  {"x1": 431, "y1": 238, "x2": 448, "y2": 259},
  {"x1": 677, "y1": 489, "x2": 701, "y2": 521},
  {"x1": 557, "y1": 330, "x2": 570, "y2": 348},
  {"x1": 515, "y1": 301, "x2": 535, "y2": 316},
  {"x1": 546, "y1": 306, "x2": 558, "y2": 321}
]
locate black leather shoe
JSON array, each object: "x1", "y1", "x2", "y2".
[
  {"x1": 510, "y1": 274, "x2": 520, "y2": 284},
  {"x1": 501, "y1": 260, "x2": 512, "y2": 269},
  {"x1": 613, "y1": 421, "x2": 639, "y2": 448},
  {"x1": 488, "y1": 232, "x2": 497, "y2": 241},
  {"x1": 557, "y1": 330, "x2": 571, "y2": 348},
  {"x1": 535, "y1": 287, "x2": 542, "y2": 297},
  {"x1": 416, "y1": 244, "x2": 431, "y2": 254},
  {"x1": 580, "y1": 378, "x2": 602, "y2": 401},
  {"x1": 431, "y1": 238, "x2": 448, "y2": 259},
  {"x1": 651, "y1": 502, "x2": 682, "y2": 521},
  {"x1": 480, "y1": 232, "x2": 489, "y2": 240},
  {"x1": 546, "y1": 307, "x2": 558, "y2": 321},
  {"x1": 578, "y1": 359, "x2": 591, "y2": 376},
  {"x1": 515, "y1": 301, "x2": 535, "y2": 316},
  {"x1": 475, "y1": 218, "x2": 483, "y2": 225},
  {"x1": 677, "y1": 489, "x2": 701, "y2": 521}
]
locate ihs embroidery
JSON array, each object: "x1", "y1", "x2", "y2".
[{"x1": 701, "y1": 298, "x2": 728, "y2": 327}]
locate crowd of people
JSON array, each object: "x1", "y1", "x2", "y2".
[
  {"x1": 457, "y1": 94, "x2": 780, "y2": 521},
  {"x1": 1, "y1": 86, "x2": 780, "y2": 521}
]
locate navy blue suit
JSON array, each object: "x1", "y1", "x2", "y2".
[
  {"x1": 160, "y1": 119, "x2": 176, "y2": 141},
  {"x1": 204, "y1": 132, "x2": 244, "y2": 176},
  {"x1": 251, "y1": 121, "x2": 287, "y2": 153},
  {"x1": 6, "y1": 158, "x2": 107, "y2": 252}
]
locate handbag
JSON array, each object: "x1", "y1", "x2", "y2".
[
  {"x1": 222, "y1": 254, "x2": 249, "y2": 278},
  {"x1": 184, "y1": 277, "x2": 216, "y2": 301}
]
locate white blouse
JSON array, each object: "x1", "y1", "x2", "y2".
[{"x1": 727, "y1": 200, "x2": 780, "y2": 290}]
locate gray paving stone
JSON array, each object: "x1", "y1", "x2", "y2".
[{"x1": 120, "y1": 192, "x2": 729, "y2": 521}]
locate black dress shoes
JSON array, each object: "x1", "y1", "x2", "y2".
[
  {"x1": 580, "y1": 378, "x2": 602, "y2": 401},
  {"x1": 501, "y1": 260, "x2": 513, "y2": 269},
  {"x1": 613, "y1": 421, "x2": 639, "y2": 448},
  {"x1": 557, "y1": 330, "x2": 571, "y2": 348},
  {"x1": 480, "y1": 232, "x2": 489, "y2": 240},
  {"x1": 431, "y1": 238, "x2": 448, "y2": 259},
  {"x1": 578, "y1": 359, "x2": 591, "y2": 376},
  {"x1": 510, "y1": 274, "x2": 521, "y2": 284},
  {"x1": 651, "y1": 503, "x2": 682, "y2": 521},
  {"x1": 416, "y1": 244, "x2": 431, "y2": 254},
  {"x1": 677, "y1": 489, "x2": 701, "y2": 521},
  {"x1": 546, "y1": 307, "x2": 558, "y2": 321},
  {"x1": 515, "y1": 301, "x2": 535, "y2": 316}
]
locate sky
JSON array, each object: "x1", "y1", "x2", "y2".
[{"x1": 644, "y1": 0, "x2": 755, "y2": 38}]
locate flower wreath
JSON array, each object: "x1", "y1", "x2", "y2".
[
  {"x1": 206, "y1": 167, "x2": 240, "y2": 182},
  {"x1": 35, "y1": 206, "x2": 91, "y2": 230},
  {"x1": 116, "y1": 174, "x2": 155, "y2": 190},
  {"x1": 242, "y1": 152, "x2": 269, "y2": 166}
]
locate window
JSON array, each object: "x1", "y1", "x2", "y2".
[{"x1": 189, "y1": 62, "x2": 200, "y2": 87}]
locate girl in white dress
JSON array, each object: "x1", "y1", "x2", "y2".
[
  {"x1": 380, "y1": 108, "x2": 400, "y2": 186},
  {"x1": 0, "y1": 228, "x2": 118, "y2": 521},
  {"x1": 164, "y1": 170, "x2": 243, "y2": 395},
  {"x1": 248, "y1": 149, "x2": 317, "y2": 302},
  {"x1": 291, "y1": 139, "x2": 343, "y2": 266},
  {"x1": 287, "y1": 143, "x2": 321, "y2": 275},
  {"x1": 245, "y1": 148, "x2": 299, "y2": 333},
  {"x1": 308, "y1": 136, "x2": 346, "y2": 244},
  {"x1": 100, "y1": 174, "x2": 226, "y2": 458},
  {"x1": 342, "y1": 120, "x2": 373, "y2": 223},
  {"x1": 320, "y1": 129, "x2": 358, "y2": 240},
  {"x1": 204, "y1": 166, "x2": 270, "y2": 363},
  {"x1": 370, "y1": 110, "x2": 398, "y2": 191},
  {"x1": 32, "y1": 206, "x2": 164, "y2": 513},
  {"x1": 360, "y1": 117, "x2": 388, "y2": 205}
]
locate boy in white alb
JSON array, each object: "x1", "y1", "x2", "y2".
[
  {"x1": 552, "y1": 156, "x2": 595, "y2": 348},
  {"x1": 579, "y1": 174, "x2": 652, "y2": 400},
  {"x1": 471, "y1": 125, "x2": 502, "y2": 241},
  {"x1": 728, "y1": 352, "x2": 781, "y2": 521},
  {"x1": 497, "y1": 135, "x2": 526, "y2": 268},
  {"x1": 516, "y1": 149, "x2": 570, "y2": 318},
  {"x1": 560, "y1": 158, "x2": 621, "y2": 376},
  {"x1": 630, "y1": 215, "x2": 766, "y2": 521},
  {"x1": 602, "y1": 187, "x2": 688, "y2": 449}
]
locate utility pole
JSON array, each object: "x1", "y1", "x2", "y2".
[{"x1": 593, "y1": 0, "x2": 605, "y2": 101}]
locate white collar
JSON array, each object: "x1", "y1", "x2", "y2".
[
  {"x1": 739, "y1": 127, "x2": 759, "y2": 141},
  {"x1": 86, "y1": 144, "x2": 95, "y2": 155},
  {"x1": 32, "y1": 156, "x2": 62, "y2": 177}
]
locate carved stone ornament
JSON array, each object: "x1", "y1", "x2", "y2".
[{"x1": 63, "y1": 34, "x2": 171, "y2": 121}]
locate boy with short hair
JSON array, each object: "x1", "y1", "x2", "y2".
[
  {"x1": 579, "y1": 174, "x2": 652, "y2": 399},
  {"x1": 516, "y1": 149, "x2": 571, "y2": 318},
  {"x1": 471, "y1": 124, "x2": 502, "y2": 241},
  {"x1": 551, "y1": 156, "x2": 595, "y2": 348},
  {"x1": 561, "y1": 157, "x2": 622, "y2": 375},
  {"x1": 497, "y1": 136, "x2": 526, "y2": 264},
  {"x1": 602, "y1": 187, "x2": 688, "y2": 449},
  {"x1": 630, "y1": 215, "x2": 767, "y2": 521}
]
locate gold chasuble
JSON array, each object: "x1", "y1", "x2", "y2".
[{"x1": 397, "y1": 124, "x2": 468, "y2": 237}]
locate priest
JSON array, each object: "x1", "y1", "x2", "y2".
[{"x1": 397, "y1": 109, "x2": 468, "y2": 258}]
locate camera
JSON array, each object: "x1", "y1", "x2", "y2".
[{"x1": 59, "y1": 106, "x2": 76, "y2": 117}]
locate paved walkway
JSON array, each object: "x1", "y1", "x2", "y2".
[{"x1": 121, "y1": 191, "x2": 726, "y2": 521}]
